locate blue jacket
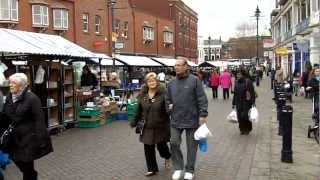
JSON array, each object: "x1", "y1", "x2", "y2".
[{"x1": 166, "y1": 74, "x2": 208, "y2": 129}]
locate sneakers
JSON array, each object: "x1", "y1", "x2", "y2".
[
  {"x1": 184, "y1": 172, "x2": 194, "y2": 180},
  {"x1": 172, "y1": 170, "x2": 182, "y2": 180}
]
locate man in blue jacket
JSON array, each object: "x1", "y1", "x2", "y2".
[{"x1": 166, "y1": 57, "x2": 208, "y2": 180}]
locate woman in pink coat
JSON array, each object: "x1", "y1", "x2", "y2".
[
  {"x1": 220, "y1": 69, "x2": 232, "y2": 100},
  {"x1": 209, "y1": 70, "x2": 220, "y2": 99}
]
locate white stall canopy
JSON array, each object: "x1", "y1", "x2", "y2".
[
  {"x1": 115, "y1": 55, "x2": 162, "y2": 67},
  {"x1": 91, "y1": 53, "x2": 124, "y2": 66}
]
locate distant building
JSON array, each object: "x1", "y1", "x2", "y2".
[{"x1": 198, "y1": 37, "x2": 223, "y2": 64}]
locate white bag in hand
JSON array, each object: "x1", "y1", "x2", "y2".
[
  {"x1": 249, "y1": 107, "x2": 259, "y2": 123},
  {"x1": 194, "y1": 123, "x2": 213, "y2": 140},
  {"x1": 299, "y1": 87, "x2": 305, "y2": 96},
  {"x1": 227, "y1": 110, "x2": 238, "y2": 123}
]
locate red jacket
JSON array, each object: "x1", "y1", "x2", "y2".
[{"x1": 210, "y1": 73, "x2": 219, "y2": 87}]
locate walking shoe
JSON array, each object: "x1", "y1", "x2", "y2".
[
  {"x1": 145, "y1": 171, "x2": 157, "y2": 176},
  {"x1": 172, "y1": 170, "x2": 182, "y2": 180},
  {"x1": 165, "y1": 159, "x2": 171, "y2": 169},
  {"x1": 184, "y1": 172, "x2": 194, "y2": 180}
]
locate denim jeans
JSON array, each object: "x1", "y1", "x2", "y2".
[{"x1": 170, "y1": 127, "x2": 198, "y2": 173}]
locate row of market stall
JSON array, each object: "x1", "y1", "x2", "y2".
[{"x1": 0, "y1": 28, "x2": 197, "y2": 132}]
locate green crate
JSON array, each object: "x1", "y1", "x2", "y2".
[
  {"x1": 78, "y1": 108, "x2": 100, "y2": 117},
  {"x1": 77, "y1": 120, "x2": 100, "y2": 128}
]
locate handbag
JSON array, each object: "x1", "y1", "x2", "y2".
[
  {"x1": 135, "y1": 120, "x2": 145, "y2": 135},
  {"x1": 0, "y1": 124, "x2": 15, "y2": 153}
]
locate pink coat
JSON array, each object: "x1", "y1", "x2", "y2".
[
  {"x1": 210, "y1": 74, "x2": 219, "y2": 87},
  {"x1": 219, "y1": 72, "x2": 232, "y2": 89}
]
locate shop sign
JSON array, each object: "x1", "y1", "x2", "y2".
[
  {"x1": 276, "y1": 47, "x2": 288, "y2": 55},
  {"x1": 115, "y1": 42, "x2": 124, "y2": 49},
  {"x1": 93, "y1": 40, "x2": 106, "y2": 48}
]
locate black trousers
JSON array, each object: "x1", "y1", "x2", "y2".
[
  {"x1": 223, "y1": 88, "x2": 230, "y2": 99},
  {"x1": 15, "y1": 161, "x2": 37, "y2": 180},
  {"x1": 237, "y1": 110, "x2": 252, "y2": 133},
  {"x1": 144, "y1": 142, "x2": 171, "y2": 172},
  {"x1": 211, "y1": 87, "x2": 218, "y2": 98}
]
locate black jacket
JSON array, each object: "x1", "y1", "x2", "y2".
[
  {"x1": 232, "y1": 77, "x2": 255, "y2": 112},
  {"x1": 81, "y1": 73, "x2": 98, "y2": 87},
  {"x1": 1, "y1": 88, "x2": 53, "y2": 162},
  {"x1": 166, "y1": 74, "x2": 208, "y2": 129}
]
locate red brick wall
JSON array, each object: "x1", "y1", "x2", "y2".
[
  {"x1": 75, "y1": 0, "x2": 109, "y2": 54},
  {"x1": 2, "y1": 0, "x2": 76, "y2": 42}
]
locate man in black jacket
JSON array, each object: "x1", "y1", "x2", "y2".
[{"x1": 166, "y1": 57, "x2": 208, "y2": 180}]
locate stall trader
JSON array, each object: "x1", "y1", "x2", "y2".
[{"x1": 81, "y1": 65, "x2": 98, "y2": 89}]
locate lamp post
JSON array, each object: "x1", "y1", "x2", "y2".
[
  {"x1": 108, "y1": 0, "x2": 116, "y2": 70},
  {"x1": 208, "y1": 36, "x2": 211, "y2": 61},
  {"x1": 255, "y1": 5, "x2": 261, "y2": 65}
]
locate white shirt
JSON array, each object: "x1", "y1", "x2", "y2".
[{"x1": 157, "y1": 72, "x2": 165, "y2": 81}]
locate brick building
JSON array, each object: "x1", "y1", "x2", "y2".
[
  {"x1": 112, "y1": 0, "x2": 175, "y2": 57},
  {"x1": 169, "y1": 0, "x2": 198, "y2": 63},
  {"x1": 0, "y1": 0, "x2": 75, "y2": 41},
  {"x1": 75, "y1": 0, "x2": 110, "y2": 54}
]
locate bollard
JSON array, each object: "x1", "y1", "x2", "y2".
[
  {"x1": 277, "y1": 93, "x2": 287, "y2": 136},
  {"x1": 281, "y1": 105, "x2": 293, "y2": 163}
]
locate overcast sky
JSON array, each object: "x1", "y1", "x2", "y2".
[{"x1": 182, "y1": 0, "x2": 275, "y2": 41}]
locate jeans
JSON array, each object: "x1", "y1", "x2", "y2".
[
  {"x1": 211, "y1": 87, "x2": 218, "y2": 99},
  {"x1": 170, "y1": 127, "x2": 198, "y2": 173},
  {"x1": 144, "y1": 142, "x2": 171, "y2": 172},
  {"x1": 223, "y1": 88, "x2": 230, "y2": 99},
  {"x1": 15, "y1": 161, "x2": 37, "y2": 180}
]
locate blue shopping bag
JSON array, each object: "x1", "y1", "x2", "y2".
[
  {"x1": 0, "y1": 151, "x2": 10, "y2": 169},
  {"x1": 198, "y1": 139, "x2": 208, "y2": 153}
]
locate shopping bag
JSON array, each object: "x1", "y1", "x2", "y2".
[
  {"x1": 299, "y1": 87, "x2": 305, "y2": 96},
  {"x1": 194, "y1": 123, "x2": 212, "y2": 140},
  {"x1": 198, "y1": 139, "x2": 208, "y2": 153},
  {"x1": 249, "y1": 107, "x2": 259, "y2": 123},
  {"x1": 227, "y1": 110, "x2": 238, "y2": 123},
  {"x1": 0, "y1": 151, "x2": 10, "y2": 169}
]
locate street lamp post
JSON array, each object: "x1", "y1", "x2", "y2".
[
  {"x1": 255, "y1": 5, "x2": 261, "y2": 65},
  {"x1": 108, "y1": 0, "x2": 116, "y2": 70},
  {"x1": 208, "y1": 36, "x2": 211, "y2": 61}
]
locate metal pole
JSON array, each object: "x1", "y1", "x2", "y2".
[
  {"x1": 111, "y1": 3, "x2": 116, "y2": 71},
  {"x1": 208, "y1": 36, "x2": 211, "y2": 61},
  {"x1": 256, "y1": 14, "x2": 259, "y2": 65}
]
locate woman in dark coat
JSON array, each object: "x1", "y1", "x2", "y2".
[
  {"x1": 232, "y1": 69, "x2": 256, "y2": 135},
  {"x1": 81, "y1": 65, "x2": 98, "y2": 88},
  {"x1": 130, "y1": 72, "x2": 171, "y2": 176},
  {"x1": 307, "y1": 66, "x2": 320, "y2": 117},
  {"x1": 1, "y1": 73, "x2": 53, "y2": 180}
]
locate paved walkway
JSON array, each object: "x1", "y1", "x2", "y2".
[{"x1": 4, "y1": 77, "x2": 320, "y2": 180}]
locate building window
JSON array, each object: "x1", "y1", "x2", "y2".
[
  {"x1": 95, "y1": 15, "x2": 101, "y2": 34},
  {"x1": 163, "y1": 31, "x2": 173, "y2": 44},
  {"x1": 124, "y1": 21, "x2": 128, "y2": 30},
  {"x1": 143, "y1": 26, "x2": 154, "y2": 40},
  {"x1": 53, "y1": 9, "x2": 68, "y2": 30},
  {"x1": 32, "y1": 5, "x2": 48, "y2": 27},
  {"x1": 0, "y1": 0, "x2": 18, "y2": 21},
  {"x1": 82, "y1": 13, "x2": 88, "y2": 32}
]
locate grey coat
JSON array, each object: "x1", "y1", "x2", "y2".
[{"x1": 166, "y1": 74, "x2": 208, "y2": 129}]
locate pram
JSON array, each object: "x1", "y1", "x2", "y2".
[{"x1": 307, "y1": 97, "x2": 319, "y2": 144}]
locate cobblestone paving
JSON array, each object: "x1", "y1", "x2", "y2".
[{"x1": 4, "y1": 78, "x2": 319, "y2": 180}]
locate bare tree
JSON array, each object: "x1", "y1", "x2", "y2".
[{"x1": 235, "y1": 22, "x2": 256, "y2": 37}]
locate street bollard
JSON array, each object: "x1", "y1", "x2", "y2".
[
  {"x1": 277, "y1": 93, "x2": 287, "y2": 136},
  {"x1": 280, "y1": 105, "x2": 293, "y2": 163}
]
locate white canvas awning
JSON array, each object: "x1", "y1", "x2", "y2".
[
  {"x1": 0, "y1": 28, "x2": 94, "y2": 58},
  {"x1": 151, "y1": 57, "x2": 176, "y2": 67},
  {"x1": 115, "y1": 55, "x2": 162, "y2": 67},
  {"x1": 187, "y1": 60, "x2": 198, "y2": 67},
  {"x1": 91, "y1": 53, "x2": 124, "y2": 66}
]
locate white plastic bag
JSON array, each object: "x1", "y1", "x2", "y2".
[
  {"x1": 249, "y1": 107, "x2": 259, "y2": 123},
  {"x1": 194, "y1": 123, "x2": 213, "y2": 140},
  {"x1": 299, "y1": 87, "x2": 305, "y2": 96},
  {"x1": 227, "y1": 110, "x2": 238, "y2": 123}
]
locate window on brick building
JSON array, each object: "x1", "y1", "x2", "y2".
[
  {"x1": 95, "y1": 15, "x2": 101, "y2": 34},
  {"x1": 123, "y1": 21, "x2": 128, "y2": 39},
  {"x1": 0, "y1": 0, "x2": 18, "y2": 21},
  {"x1": 53, "y1": 9, "x2": 68, "y2": 30},
  {"x1": 163, "y1": 31, "x2": 173, "y2": 44},
  {"x1": 82, "y1": 13, "x2": 89, "y2": 32},
  {"x1": 32, "y1": 5, "x2": 48, "y2": 27},
  {"x1": 143, "y1": 26, "x2": 154, "y2": 40}
]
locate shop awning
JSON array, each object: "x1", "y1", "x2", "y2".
[
  {"x1": 151, "y1": 57, "x2": 176, "y2": 67},
  {"x1": 91, "y1": 53, "x2": 124, "y2": 66},
  {"x1": 115, "y1": 55, "x2": 162, "y2": 67},
  {"x1": 199, "y1": 61, "x2": 217, "y2": 68},
  {"x1": 0, "y1": 28, "x2": 94, "y2": 58},
  {"x1": 152, "y1": 57, "x2": 198, "y2": 67}
]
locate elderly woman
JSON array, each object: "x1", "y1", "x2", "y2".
[
  {"x1": 130, "y1": 72, "x2": 171, "y2": 176},
  {"x1": 1, "y1": 73, "x2": 53, "y2": 180}
]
